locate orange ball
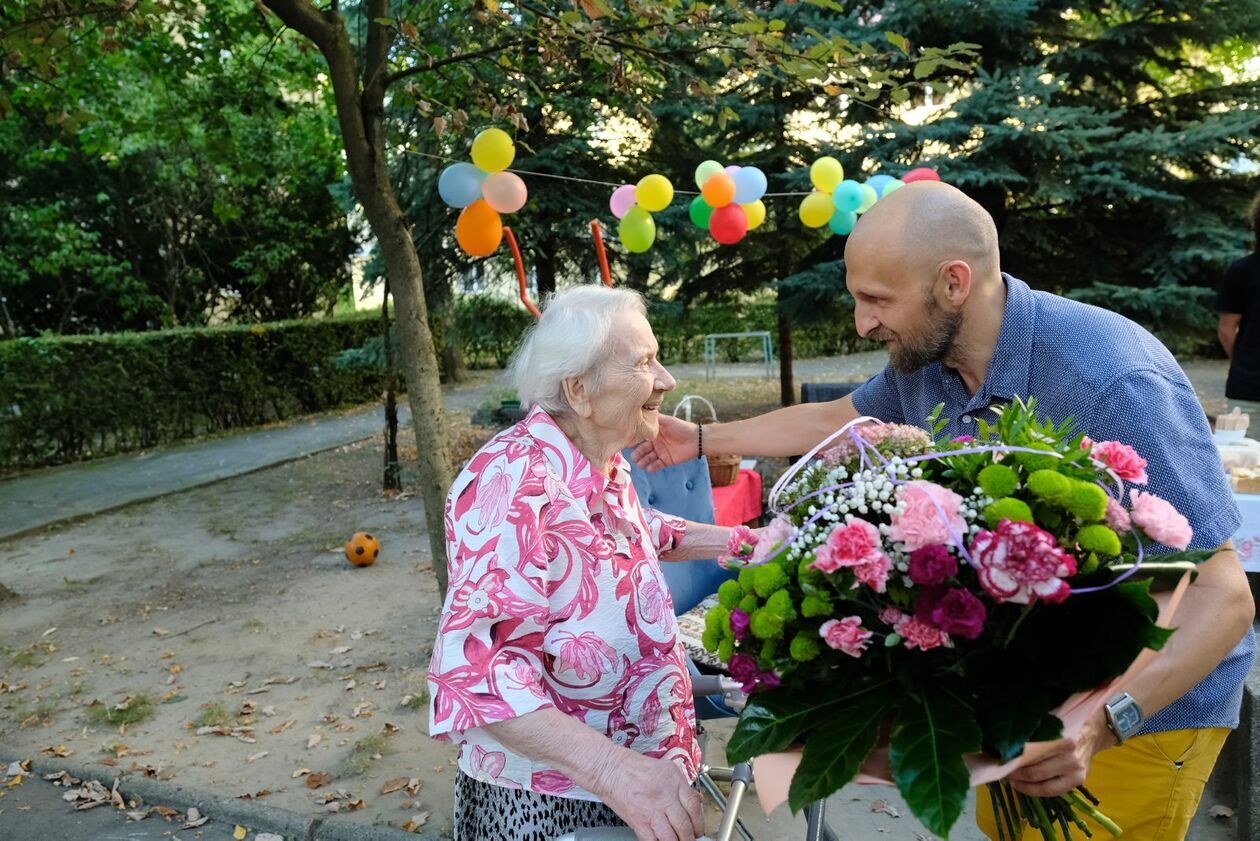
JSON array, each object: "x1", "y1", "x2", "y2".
[
  {"x1": 344, "y1": 532, "x2": 381, "y2": 567},
  {"x1": 700, "y1": 172, "x2": 736, "y2": 208}
]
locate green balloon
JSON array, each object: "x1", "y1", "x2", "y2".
[
  {"x1": 882, "y1": 178, "x2": 905, "y2": 196},
  {"x1": 689, "y1": 196, "x2": 714, "y2": 229},
  {"x1": 619, "y1": 206, "x2": 656, "y2": 253},
  {"x1": 694, "y1": 160, "x2": 724, "y2": 189}
]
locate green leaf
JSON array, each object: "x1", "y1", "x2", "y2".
[
  {"x1": 890, "y1": 682, "x2": 981, "y2": 837},
  {"x1": 371, "y1": 17, "x2": 393, "y2": 26},
  {"x1": 977, "y1": 686, "x2": 1059, "y2": 762},
  {"x1": 768, "y1": 19, "x2": 786, "y2": 32},
  {"x1": 785, "y1": 677, "x2": 897, "y2": 811},
  {"x1": 885, "y1": 31, "x2": 910, "y2": 54},
  {"x1": 914, "y1": 59, "x2": 940, "y2": 79},
  {"x1": 728, "y1": 681, "x2": 863, "y2": 764}
]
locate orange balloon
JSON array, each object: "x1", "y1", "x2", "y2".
[
  {"x1": 701, "y1": 172, "x2": 737, "y2": 208},
  {"x1": 456, "y1": 199, "x2": 503, "y2": 256}
]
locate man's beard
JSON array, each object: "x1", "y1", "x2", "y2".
[{"x1": 876, "y1": 301, "x2": 962, "y2": 374}]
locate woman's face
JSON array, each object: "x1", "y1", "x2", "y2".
[{"x1": 584, "y1": 311, "x2": 676, "y2": 451}]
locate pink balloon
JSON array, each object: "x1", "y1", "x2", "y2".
[
  {"x1": 902, "y1": 167, "x2": 941, "y2": 184},
  {"x1": 709, "y1": 204, "x2": 748, "y2": 245},
  {"x1": 724, "y1": 165, "x2": 742, "y2": 176},
  {"x1": 482, "y1": 171, "x2": 528, "y2": 213},
  {"x1": 609, "y1": 184, "x2": 637, "y2": 219}
]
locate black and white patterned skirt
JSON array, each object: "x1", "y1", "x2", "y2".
[{"x1": 454, "y1": 771, "x2": 626, "y2": 841}]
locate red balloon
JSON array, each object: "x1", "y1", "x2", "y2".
[
  {"x1": 709, "y1": 204, "x2": 749, "y2": 245},
  {"x1": 902, "y1": 167, "x2": 941, "y2": 183}
]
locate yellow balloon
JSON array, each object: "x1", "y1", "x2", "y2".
[
  {"x1": 635, "y1": 174, "x2": 674, "y2": 213},
  {"x1": 799, "y1": 192, "x2": 834, "y2": 228},
  {"x1": 810, "y1": 156, "x2": 844, "y2": 193},
  {"x1": 742, "y1": 200, "x2": 766, "y2": 231},
  {"x1": 471, "y1": 128, "x2": 515, "y2": 173}
]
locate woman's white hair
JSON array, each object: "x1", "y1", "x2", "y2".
[{"x1": 509, "y1": 285, "x2": 647, "y2": 416}]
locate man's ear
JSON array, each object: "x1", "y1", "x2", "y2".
[
  {"x1": 561, "y1": 376, "x2": 593, "y2": 419},
  {"x1": 937, "y1": 259, "x2": 973, "y2": 307}
]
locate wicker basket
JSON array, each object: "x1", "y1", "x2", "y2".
[{"x1": 707, "y1": 453, "x2": 742, "y2": 487}]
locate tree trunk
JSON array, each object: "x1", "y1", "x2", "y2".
[
  {"x1": 381, "y1": 279, "x2": 402, "y2": 492},
  {"x1": 426, "y1": 265, "x2": 467, "y2": 383},
  {"x1": 777, "y1": 306, "x2": 794, "y2": 407},
  {"x1": 262, "y1": 0, "x2": 453, "y2": 599}
]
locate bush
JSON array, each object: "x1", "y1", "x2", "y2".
[{"x1": 0, "y1": 315, "x2": 384, "y2": 467}]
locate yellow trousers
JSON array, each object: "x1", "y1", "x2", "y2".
[{"x1": 976, "y1": 727, "x2": 1230, "y2": 840}]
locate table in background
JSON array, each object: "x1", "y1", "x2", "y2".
[
  {"x1": 703, "y1": 331, "x2": 774, "y2": 380},
  {"x1": 712, "y1": 468, "x2": 762, "y2": 527}
]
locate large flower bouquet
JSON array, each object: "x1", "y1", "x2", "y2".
[{"x1": 701, "y1": 400, "x2": 1211, "y2": 838}]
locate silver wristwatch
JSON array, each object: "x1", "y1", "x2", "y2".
[{"x1": 1104, "y1": 692, "x2": 1144, "y2": 743}]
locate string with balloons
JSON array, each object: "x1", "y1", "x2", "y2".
[
  {"x1": 799, "y1": 158, "x2": 941, "y2": 236},
  {"x1": 438, "y1": 128, "x2": 529, "y2": 257},
  {"x1": 608, "y1": 173, "x2": 675, "y2": 252},
  {"x1": 687, "y1": 160, "x2": 768, "y2": 245}
]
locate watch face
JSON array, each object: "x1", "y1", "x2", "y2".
[{"x1": 1114, "y1": 702, "x2": 1142, "y2": 733}]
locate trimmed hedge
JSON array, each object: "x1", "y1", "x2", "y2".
[{"x1": 0, "y1": 315, "x2": 384, "y2": 467}]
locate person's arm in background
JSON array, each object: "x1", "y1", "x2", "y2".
[
  {"x1": 1219, "y1": 312, "x2": 1242, "y2": 358},
  {"x1": 1215, "y1": 258, "x2": 1248, "y2": 359}
]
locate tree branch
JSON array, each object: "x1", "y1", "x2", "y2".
[
  {"x1": 363, "y1": 0, "x2": 393, "y2": 91},
  {"x1": 259, "y1": 0, "x2": 334, "y2": 51}
]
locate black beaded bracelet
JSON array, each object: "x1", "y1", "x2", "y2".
[{"x1": 698, "y1": 423, "x2": 704, "y2": 458}]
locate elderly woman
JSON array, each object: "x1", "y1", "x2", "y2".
[{"x1": 427, "y1": 286, "x2": 735, "y2": 841}]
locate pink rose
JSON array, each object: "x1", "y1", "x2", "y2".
[
  {"x1": 1104, "y1": 498, "x2": 1131, "y2": 533},
  {"x1": 819, "y1": 616, "x2": 873, "y2": 658},
  {"x1": 970, "y1": 520, "x2": 1077, "y2": 605},
  {"x1": 750, "y1": 515, "x2": 794, "y2": 565},
  {"x1": 888, "y1": 481, "x2": 967, "y2": 551},
  {"x1": 907, "y1": 544, "x2": 958, "y2": 586},
  {"x1": 1089, "y1": 440, "x2": 1149, "y2": 484},
  {"x1": 1129, "y1": 491, "x2": 1192, "y2": 550}
]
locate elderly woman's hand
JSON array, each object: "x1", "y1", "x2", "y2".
[{"x1": 591, "y1": 746, "x2": 705, "y2": 841}]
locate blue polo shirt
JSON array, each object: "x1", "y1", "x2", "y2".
[{"x1": 852, "y1": 274, "x2": 1256, "y2": 733}]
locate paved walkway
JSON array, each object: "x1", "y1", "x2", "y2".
[{"x1": 0, "y1": 375, "x2": 505, "y2": 541}]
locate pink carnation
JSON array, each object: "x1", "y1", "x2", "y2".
[
  {"x1": 970, "y1": 520, "x2": 1077, "y2": 605},
  {"x1": 810, "y1": 517, "x2": 892, "y2": 593},
  {"x1": 727, "y1": 525, "x2": 757, "y2": 557},
  {"x1": 819, "y1": 616, "x2": 873, "y2": 658},
  {"x1": 908, "y1": 544, "x2": 958, "y2": 586},
  {"x1": 1104, "y1": 498, "x2": 1131, "y2": 533},
  {"x1": 888, "y1": 481, "x2": 967, "y2": 552},
  {"x1": 750, "y1": 515, "x2": 794, "y2": 565},
  {"x1": 1089, "y1": 440, "x2": 1149, "y2": 484},
  {"x1": 1129, "y1": 491, "x2": 1192, "y2": 550},
  {"x1": 878, "y1": 606, "x2": 953, "y2": 651}
]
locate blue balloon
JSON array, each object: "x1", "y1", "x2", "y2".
[
  {"x1": 829, "y1": 210, "x2": 858, "y2": 236},
  {"x1": 866, "y1": 174, "x2": 896, "y2": 198},
  {"x1": 732, "y1": 166, "x2": 767, "y2": 204},
  {"x1": 832, "y1": 179, "x2": 864, "y2": 213},
  {"x1": 438, "y1": 163, "x2": 485, "y2": 208}
]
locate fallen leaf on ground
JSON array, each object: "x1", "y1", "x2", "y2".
[
  {"x1": 402, "y1": 811, "x2": 431, "y2": 831},
  {"x1": 246, "y1": 751, "x2": 268, "y2": 763},
  {"x1": 292, "y1": 768, "x2": 311, "y2": 779},
  {"x1": 380, "y1": 777, "x2": 409, "y2": 795},
  {"x1": 871, "y1": 799, "x2": 901, "y2": 818},
  {"x1": 152, "y1": 628, "x2": 169, "y2": 637},
  {"x1": 40, "y1": 745, "x2": 71, "y2": 757},
  {"x1": 234, "y1": 826, "x2": 247, "y2": 840},
  {"x1": 1209, "y1": 805, "x2": 1235, "y2": 818},
  {"x1": 306, "y1": 771, "x2": 334, "y2": 789},
  {"x1": 344, "y1": 680, "x2": 356, "y2": 692},
  {"x1": 270, "y1": 720, "x2": 295, "y2": 735},
  {"x1": 330, "y1": 646, "x2": 352, "y2": 655},
  {"x1": 155, "y1": 805, "x2": 180, "y2": 818},
  {"x1": 307, "y1": 660, "x2": 334, "y2": 670},
  {"x1": 306, "y1": 733, "x2": 323, "y2": 749}
]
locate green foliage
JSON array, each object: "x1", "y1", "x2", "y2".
[
  {"x1": 0, "y1": 315, "x2": 383, "y2": 467},
  {"x1": 888, "y1": 682, "x2": 982, "y2": 836},
  {"x1": 0, "y1": 0, "x2": 357, "y2": 336}
]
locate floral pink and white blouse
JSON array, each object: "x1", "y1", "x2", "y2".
[{"x1": 427, "y1": 406, "x2": 701, "y2": 800}]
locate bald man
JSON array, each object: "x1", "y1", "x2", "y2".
[{"x1": 634, "y1": 182, "x2": 1256, "y2": 839}]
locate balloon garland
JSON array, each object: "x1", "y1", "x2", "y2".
[{"x1": 432, "y1": 130, "x2": 943, "y2": 257}]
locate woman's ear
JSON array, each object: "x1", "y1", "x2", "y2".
[{"x1": 561, "y1": 376, "x2": 594, "y2": 419}]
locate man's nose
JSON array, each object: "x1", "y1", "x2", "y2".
[{"x1": 854, "y1": 305, "x2": 880, "y2": 338}]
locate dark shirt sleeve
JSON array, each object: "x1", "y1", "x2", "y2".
[{"x1": 1215, "y1": 258, "x2": 1251, "y2": 315}]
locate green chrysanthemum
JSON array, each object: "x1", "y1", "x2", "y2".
[
  {"x1": 801, "y1": 594, "x2": 834, "y2": 618},
  {"x1": 717, "y1": 579, "x2": 743, "y2": 610},
  {"x1": 1065, "y1": 481, "x2": 1108, "y2": 522},
  {"x1": 1077, "y1": 524, "x2": 1121, "y2": 556},
  {"x1": 1026, "y1": 469, "x2": 1071, "y2": 504},
  {"x1": 984, "y1": 497, "x2": 1034, "y2": 527},
  {"x1": 978, "y1": 464, "x2": 1019, "y2": 499},
  {"x1": 750, "y1": 607, "x2": 786, "y2": 640},
  {"x1": 752, "y1": 563, "x2": 789, "y2": 598},
  {"x1": 789, "y1": 632, "x2": 821, "y2": 662}
]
